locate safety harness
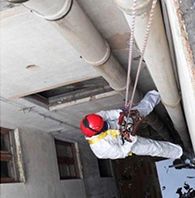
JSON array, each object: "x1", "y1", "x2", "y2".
[{"x1": 118, "y1": 109, "x2": 144, "y2": 142}]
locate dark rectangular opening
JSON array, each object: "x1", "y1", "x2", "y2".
[
  {"x1": 98, "y1": 159, "x2": 113, "y2": 177},
  {"x1": 1, "y1": 161, "x2": 9, "y2": 177},
  {"x1": 54, "y1": 139, "x2": 81, "y2": 180},
  {"x1": 24, "y1": 77, "x2": 113, "y2": 109},
  {"x1": 0, "y1": 127, "x2": 19, "y2": 183}
]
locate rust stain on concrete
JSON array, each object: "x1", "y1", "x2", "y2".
[{"x1": 174, "y1": 0, "x2": 195, "y2": 80}]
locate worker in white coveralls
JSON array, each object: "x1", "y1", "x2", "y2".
[{"x1": 80, "y1": 90, "x2": 186, "y2": 160}]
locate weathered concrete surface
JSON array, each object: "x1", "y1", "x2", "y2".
[
  {"x1": 179, "y1": 0, "x2": 195, "y2": 65},
  {"x1": 165, "y1": 0, "x2": 195, "y2": 151},
  {"x1": 0, "y1": 0, "x2": 18, "y2": 11}
]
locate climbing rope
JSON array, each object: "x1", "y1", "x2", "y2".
[
  {"x1": 125, "y1": 0, "x2": 158, "y2": 112},
  {"x1": 125, "y1": 0, "x2": 137, "y2": 107},
  {"x1": 121, "y1": 0, "x2": 158, "y2": 141}
]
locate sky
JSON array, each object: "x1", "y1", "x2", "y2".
[{"x1": 156, "y1": 159, "x2": 195, "y2": 198}]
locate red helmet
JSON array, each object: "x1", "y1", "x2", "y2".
[{"x1": 80, "y1": 114, "x2": 107, "y2": 137}]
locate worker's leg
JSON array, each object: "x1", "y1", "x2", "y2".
[
  {"x1": 132, "y1": 90, "x2": 160, "y2": 117},
  {"x1": 130, "y1": 136, "x2": 183, "y2": 159}
]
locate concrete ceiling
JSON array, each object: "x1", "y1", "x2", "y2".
[
  {"x1": 0, "y1": 6, "x2": 99, "y2": 99},
  {"x1": 0, "y1": 0, "x2": 167, "y2": 137}
]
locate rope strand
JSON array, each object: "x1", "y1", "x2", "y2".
[
  {"x1": 125, "y1": 0, "x2": 137, "y2": 107},
  {"x1": 127, "y1": 0, "x2": 157, "y2": 111}
]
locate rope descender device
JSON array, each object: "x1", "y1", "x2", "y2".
[{"x1": 119, "y1": 109, "x2": 143, "y2": 143}]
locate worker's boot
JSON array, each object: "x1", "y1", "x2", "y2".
[{"x1": 181, "y1": 151, "x2": 195, "y2": 167}]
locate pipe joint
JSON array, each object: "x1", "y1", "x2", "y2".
[
  {"x1": 161, "y1": 97, "x2": 181, "y2": 108},
  {"x1": 83, "y1": 41, "x2": 111, "y2": 67},
  {"x1": 24, "y1": 0, "x2": 73, "y2": 21}
]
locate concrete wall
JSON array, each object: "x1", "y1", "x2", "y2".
[
  {"x1": 0, "y1": 91, "x2": 119, "y2": 198},
  {"x1": 0, "y1": 125, "x2": 119, "y2": 198},
  {"x1": 53, "y1": 132, "x2": 119, "y2": 198},
  {"x1": 0, "y1": 128, "x2": 87, "y2": 198},
  {"x1": 78, "y1": 142, "x2": 119, "y2": 198}
]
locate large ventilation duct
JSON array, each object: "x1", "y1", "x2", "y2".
[
  {"x1": 115, "y1": 0, "x2": 191, "y2": 150},
  {"x1": 20, "y1": 0, "x2": 171, "y2": 140}
]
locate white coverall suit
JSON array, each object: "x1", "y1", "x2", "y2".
[{"x1": 86, "y1": 90, "x2": 183, "y2": 159}]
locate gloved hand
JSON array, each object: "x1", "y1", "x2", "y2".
[
  {"x1": 181, "y1": 151, "x2": 195, "y2": 166},
  {"x1": 121, "y1": 130, "x2": 133, "y2": 142}
]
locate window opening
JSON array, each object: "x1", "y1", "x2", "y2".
[
  {"x1": 54, "y1": 139, "x2": 81, "y2": 179},
  {"x1": 98, "y1": 159, "x2": 113, "y2": 177},
  {"x1": 0, "y1": 127, "x2": 24, "y2": 183}
]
